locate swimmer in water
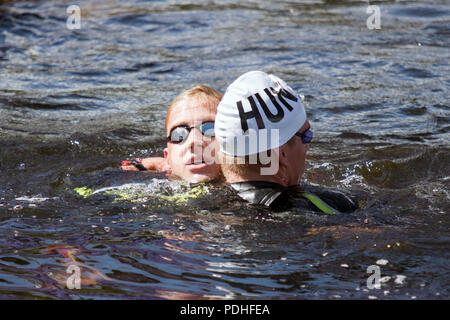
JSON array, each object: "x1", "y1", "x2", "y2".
[
  {"x1": 122, "y1": 85, "x2": 223, "y2": 183},
  {"x1": 215, "y1": 71, "x2": 358, "y2": 213}
]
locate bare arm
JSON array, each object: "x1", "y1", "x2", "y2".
[{"x1": 121, "y1": 157, "x2": 169, "y2": 172}]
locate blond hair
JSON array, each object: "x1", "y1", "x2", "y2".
[{"x1": 165, "y1": 85, "x2": 223, "y2": 130}]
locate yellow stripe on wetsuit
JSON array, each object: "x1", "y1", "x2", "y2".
[{"x1": 299, "y1": 192, "x2": 340, "y2": 215}]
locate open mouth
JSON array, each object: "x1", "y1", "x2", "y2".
[
  {"x1": 185, "y1": 157, "x2": 210, "y2": 170},
  {"x1": 186, "y1": 155, "x2": 207, "y2": 165},
  {"x1": 187, "y1": 160, "x2": 207, "y2": 166}
]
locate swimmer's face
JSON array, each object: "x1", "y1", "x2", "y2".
[{"x1": 164, "y1": 96, "x2": 221, "y2": 183}]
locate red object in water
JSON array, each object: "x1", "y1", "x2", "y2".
[{"x1": 122, "y1": 159, "x2": 142, "y2": 166}]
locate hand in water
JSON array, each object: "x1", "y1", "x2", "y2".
[{"x1": 121, "y1": 157, "x2": 169, "y2": 172}]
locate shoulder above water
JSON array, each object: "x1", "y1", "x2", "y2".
[{"x1": 230, "y1": 181, "x2": 358, "y2": 214}]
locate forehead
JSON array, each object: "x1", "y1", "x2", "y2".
[{"x1": 166, "y1": 96, "x2": 217, "y2": 131}]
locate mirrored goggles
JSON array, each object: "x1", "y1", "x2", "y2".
[
  {"x1": 295, "y1": 128, "x2": 313, "y2": 144},
  {"x1": 167, "y1": 121, "x2": 215, "y2": 144}
]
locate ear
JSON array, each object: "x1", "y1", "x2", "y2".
[
  {"x1": 163, "y1": 148, "x2": 172, "y2": 173},
  {"x1": 278, "y1": 146, "x2": 289, "y2": 169},
  {"x1": 277, "y1": 146, "x2": 290, "y2": 186}
]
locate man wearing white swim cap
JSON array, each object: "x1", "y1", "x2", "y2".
[{"x1": 215, "y1": 71, "x2": 357, "y2": 213}]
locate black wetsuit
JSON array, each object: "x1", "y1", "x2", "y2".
[{"x1": 230, "y1": 181, "x2": 358, "y2": 214}]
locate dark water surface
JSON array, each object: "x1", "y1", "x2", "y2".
[{"x1": 0, "y1": 0, "x2": 449, "y2": 299}]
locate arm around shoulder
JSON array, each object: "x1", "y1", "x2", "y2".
[{"x1": 121, "y1": 157, "x2": 169, "y2": 172}]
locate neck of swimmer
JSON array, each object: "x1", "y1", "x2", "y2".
[{"x1": 223, "y1": 169, "x2": 290, "y2": 188}]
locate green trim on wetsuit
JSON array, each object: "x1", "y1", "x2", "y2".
[{"x1": 298, "y1": 192, "x2": 340, "y2": 215}]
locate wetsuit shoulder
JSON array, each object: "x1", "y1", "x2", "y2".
[
  {"x1": 299, "y1": 185, "x2": 358, "y2": 213},
  {"x1": 230, "y1": 181, "x2": 286, "y2": 207},
  {"x1": 230, "y1": 182, "x2": 358, "y2": 214}
]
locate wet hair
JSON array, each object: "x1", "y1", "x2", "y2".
[{"x1": 165, "y1": 85, "x2": 223, "y2": 131}]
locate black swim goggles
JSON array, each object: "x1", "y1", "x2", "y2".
[
  {"x1": 295, "y1": 128, "x2": 313, "y2": 144},
  {"x1": 167, "y1": 121, "x2": 215, "y2": 144}
]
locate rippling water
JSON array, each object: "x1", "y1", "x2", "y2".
[{"x1": 0, "y1": 0, "x2": 449, "y2": 299}]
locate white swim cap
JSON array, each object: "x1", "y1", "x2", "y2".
[{"x1": 215, "y1": 71, "x2": 306, "y2": 157}]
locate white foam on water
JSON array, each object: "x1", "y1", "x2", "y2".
[
  {"x1": 88, "y1": 178, "x2": 211, "y2": 204},
  {"x1": 15, "y1": 196, "x2": 59, "y2": 203},
  {"x1": 92, "y1": 179, "x2": 195, "y2": 196}
]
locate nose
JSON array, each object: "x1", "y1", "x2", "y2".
[{"x1": 186, "y1": 127, "x2": 206, "y2": 153}]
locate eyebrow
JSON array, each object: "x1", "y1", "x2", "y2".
[
  {"x1": 168, "y1": 122, "x2": 188, "y2": 132},
  {"x1": 168, "y1": 120, "x2": 216, "y2": 134}
]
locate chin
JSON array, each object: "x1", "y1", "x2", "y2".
[
  {"x1": 185, "y1": 173, "x2": 217, "y2": 183},
  {"x1": 183, "y1": 163, "x2": 220, "y2": 182}
]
